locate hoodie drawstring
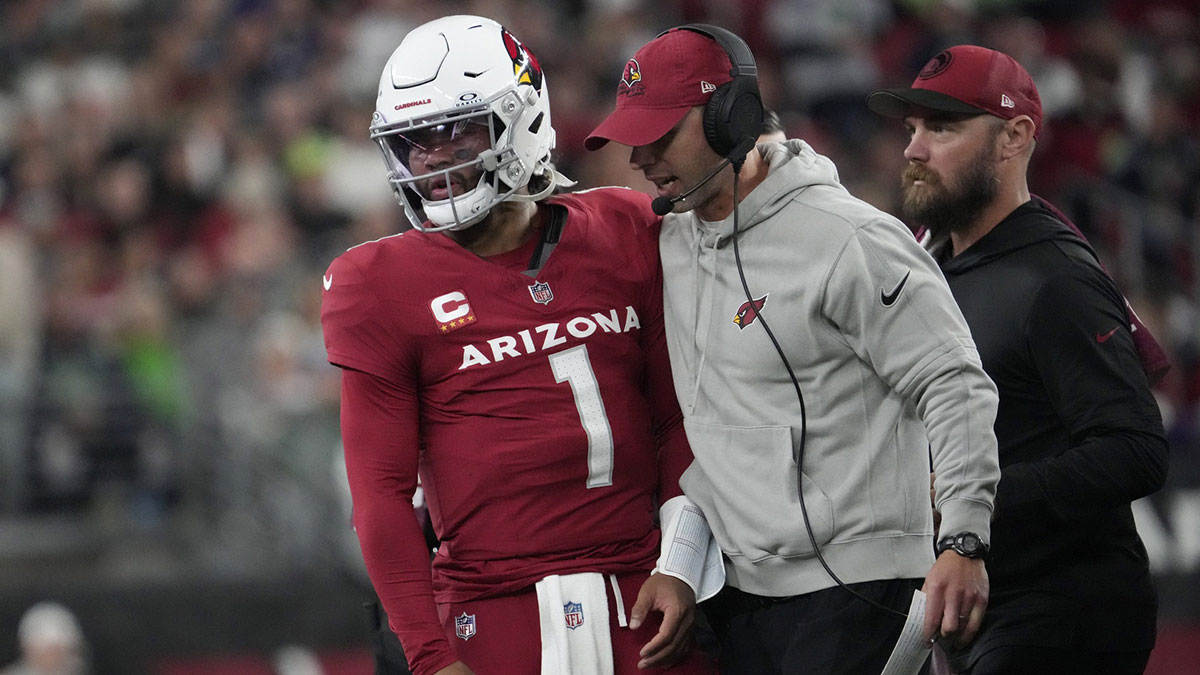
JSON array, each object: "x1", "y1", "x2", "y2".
[{"x1": 686, "y1": 227, "x2": 722, "y2": 412}]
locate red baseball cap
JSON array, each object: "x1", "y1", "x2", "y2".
[
  {"x1": 867, "y1": 45, "x2": 1043, "y2": 137},
  {"x1": 585, "y1": 28, "x2": 732, "y2": 150}
]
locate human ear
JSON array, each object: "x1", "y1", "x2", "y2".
[{"x1": 999, "y1": 117, "x2": 1036, "y2": 160}]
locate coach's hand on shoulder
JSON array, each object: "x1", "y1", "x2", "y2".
[
  {"x1": 631, "y1": 572, "x2": 696, "y2": 669},
  {"x1": 922, "y1": 552, "x2": 988, "y2": 648},
  {"x1": 433, "y1": 662, "x2": 475, "y2": 675}
]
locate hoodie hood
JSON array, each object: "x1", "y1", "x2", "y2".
[
  {"x1": 685, "y1": 139, "x2": 843, "y2": 249},
  {"x1": 936, "y1": 198, "x2": 1094, "y2": 274}
]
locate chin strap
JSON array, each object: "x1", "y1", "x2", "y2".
[
  {"x1": 422, "y1": 163, "x2": 576, "y2": 232},
  {"x1": 547, "y1": 166, "x2": 578, "y2": 189},
  {"x1": 508, "y1": 166, "x2": 577, "y2": 203}
]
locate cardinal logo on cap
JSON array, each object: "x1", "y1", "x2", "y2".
[
  {"x1": 918, "y1": 51, "x2": 954, "y2": 79},
  {"x1": 620, "y1": 58, "x2": 644, "y2": 97}
]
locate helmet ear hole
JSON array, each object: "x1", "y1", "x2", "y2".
[{"x1": 528, "y1": 112, "x2": 544, "y2": 135}]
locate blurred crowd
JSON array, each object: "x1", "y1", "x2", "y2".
[{"x1": 1, "y1": 0, "x2": 1198, "y2": 581}]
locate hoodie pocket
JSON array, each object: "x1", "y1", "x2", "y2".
[{"x1": 681, "y1": 419, "x2": 834, "y2": 563}]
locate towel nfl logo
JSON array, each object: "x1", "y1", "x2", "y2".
[
  {"x1": 528, "y1": 280, "x2": 554, "y2": 305},
  {"x1": 563, "y1": 601, "x2": 584, "y2": 630},
  {"x1": 455, "y1": 612, "x2": 476, "y2": 641}
]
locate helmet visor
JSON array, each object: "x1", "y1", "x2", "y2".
[
  {"x1": 387, "y1": 118, "x2": 491, "y2": 173},
  {"x1": 374, "y1": 106, "x2": 493, "y2": 167}
]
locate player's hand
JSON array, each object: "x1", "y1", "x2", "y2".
[
  {"x1": 630, "y1": 572, "x2": 696, "y2": 669},
  {"x1": 921, "y1": 552, "x2": 988, "y2": 648},
  {"x1": 432, "y1": 662, "x2": 475, "y2": 675}
]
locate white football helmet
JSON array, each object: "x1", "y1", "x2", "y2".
[{"x1": 371, "y1": 15, "x2": 559, "y2": 232}]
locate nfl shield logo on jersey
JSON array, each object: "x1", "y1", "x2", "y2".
[
  {"x1": 563, "y1": 601, "x2": 584, "y2": 630},
  {"x1": 455, "y1": 612, "x2": 476, "y2": 641},
  {"x1": 528, "y1": 280, "x2": 554, "y2": 305}
]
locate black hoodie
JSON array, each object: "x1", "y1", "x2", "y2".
[{"x1": 933, "y1": 198, "x2": 1168, "y2": 657}]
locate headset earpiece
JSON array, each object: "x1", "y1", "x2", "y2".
[
  {"x1": 667, "y1": 24, "x2": 764, "y2": 161},
  {"x1": 702, "y1": 82, "x2": 733, "y2": 156}
]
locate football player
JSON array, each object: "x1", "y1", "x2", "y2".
[{"x1": 320, "y1": 15, "x2": 719, "y2": 675}]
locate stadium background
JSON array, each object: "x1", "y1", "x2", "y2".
[{"x1": 0, "y1": 0, "x2": 1197, "y2": 672}]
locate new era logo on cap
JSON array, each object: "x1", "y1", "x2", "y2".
[{"x1": 866, "y1": 45, "x2": 1043, "y2": 138}]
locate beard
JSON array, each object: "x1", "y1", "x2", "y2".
[{"x1": 901, "y1": 143, "x2": 999, "y2": 240}]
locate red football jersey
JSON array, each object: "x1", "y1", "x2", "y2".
[{"x1": 322, "y1": 188, "x2": 691, "y2": 673}]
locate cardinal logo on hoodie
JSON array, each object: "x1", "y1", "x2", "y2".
[{"x1": 733, "y1": 295, "x2": 768, "y2": 329}]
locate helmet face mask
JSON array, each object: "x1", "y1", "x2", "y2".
[
  {"x1": 371, "y1": 16, "x2": 556, "y2": 232},
  {"x1": 372, "y1": 105, "x2": 503, "y2": 231}
]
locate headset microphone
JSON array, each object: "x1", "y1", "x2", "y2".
[
  {"x1": 652, "y1": 157, "x2": 724, "y2": 212},
  {"x1": 650, "y1": 137, "x2": 756, "y2": 216},
  {"x1": 651, "y1": 157, "x2": 730, "y2": 216}
]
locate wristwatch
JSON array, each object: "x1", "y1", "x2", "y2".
[{"x1": 936, "y1": 532, "x2": 989, "y2": 559}]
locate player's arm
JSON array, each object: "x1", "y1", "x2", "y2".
[
  {"x1": 340, "y1": 367, "x2": 462, "y2": 675},
  {"x1": 1001, "y1": 269, "x2": 1168, "y2": 526},
  {"x1": 629, "y1": 240, "x2": 723, "y2": 666},
  {"x1": 637, "y1": 250, "x2": 720, "y2": 597},
  {"x1": 640, "y1": 255, "x2": 691, "y2": 502}
]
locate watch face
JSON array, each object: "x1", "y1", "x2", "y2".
[
  {"x1": 938, "y1": 533, "x2": 986, "y2": 558},
  {"x1": 959, "y1": 533, "x2": 981, "y2": 554}
]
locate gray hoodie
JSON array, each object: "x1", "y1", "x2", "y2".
[{"x1": 661, "y1": 140, "x2": 1001, "y2": 597}]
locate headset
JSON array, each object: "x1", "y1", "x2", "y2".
[
  {"x1": 650, "y1": 24, "x2": 763, "y2": 216},
  {"x1": 666, "y1": 24, "x2": 763, "y2": 163},
  {"x1": 667, "y1": 24, "x2": 910, "y2": 622}
]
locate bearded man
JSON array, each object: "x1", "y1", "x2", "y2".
[{"x1": 869, "y1": 46, "x2": 1169, "y2": 675}]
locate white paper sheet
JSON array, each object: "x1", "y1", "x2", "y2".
[
  {"x1": 657, "y1": 498, "x2": 725, "y2": 601},
  {"x1": 879, "y1": 590, "x2": 933, "y2": 675}
]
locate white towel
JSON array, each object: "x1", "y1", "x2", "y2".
[{"x1": 535, "y1": 572, "x2": 614, "y2": 675}]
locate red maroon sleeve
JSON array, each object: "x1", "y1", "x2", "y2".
[
  {"x1": 339, "y1": 368, "x2": 459, "y2": 675},
  {"x1": 322, "y1": 253, "x2": 407, "y2": 382}
]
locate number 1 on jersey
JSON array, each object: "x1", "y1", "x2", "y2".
[{"x1": 548, "y1": 345, "x2": 614, "y2": 488}]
